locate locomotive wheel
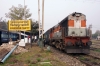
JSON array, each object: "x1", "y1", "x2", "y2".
[
  {"x1": 55, "y1": 42, "x2": 57, "y2": 48},
  {"x1": 56, "y1": 43, "x2": 59, "y2": 48},
  {"x1": 59, "y1": 44, "x2": 63, "y2": 50},
  {"x1": 59, "y1": 44, "x2": 62, "y2": 50},
  {"x1": 61, "y1": 43, "x2": 64, "y2": 49},
  {"x1": 57, "y1": 43, "x2": 60, "y2": 49}
]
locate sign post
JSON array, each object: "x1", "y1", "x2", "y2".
[
  {"x1": 8, "y1": 20, "x2": 31, "y2": 47},
  {"x1": 8, "y1": 20, "x2": 31, "y2": 31}
]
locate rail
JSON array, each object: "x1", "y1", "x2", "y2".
[{"x1": 0, "y1": 44, "x2": 18, "y2": 63}]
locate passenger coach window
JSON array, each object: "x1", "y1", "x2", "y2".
[
  {"x1": 13, "y1": 35, "x2": 16, "y2": 38},
  {"x1": 1, "y1": 33, "x2": 8, "y2": 38}
]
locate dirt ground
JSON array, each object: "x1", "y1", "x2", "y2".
[{"x1": 0, "y1": 43, "x2": 86, "y2": 66}]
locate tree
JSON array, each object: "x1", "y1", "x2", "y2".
[
  {"x1": 5, "y1": 4, "x2": 32, "y2": 20},
  {"x1": 30, "y1": 19, "x2": 39, "y2": 36},
  {"x1": 92, "y1": 30, "x2": 100, "y2": 39},
  {"x1": 0, "y1": 18, "x2": 7, "y2": 30}
]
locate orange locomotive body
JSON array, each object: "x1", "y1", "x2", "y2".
[{"x1": 44, "y1": 12, "x2": 92, "y2": 54}]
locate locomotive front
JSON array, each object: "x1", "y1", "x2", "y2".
[
  {"x1": 67, "y1": 12, "x2": 87, "y2": 37},
  {"x1": 64, "y1": 12, "x2": 92, "y2": 53},
  {"x1": 44, "y1": 12, "x2": 92, "y2": 54}
]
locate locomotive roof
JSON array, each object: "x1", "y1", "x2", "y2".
[{"x1": 59, "y1": 12, "x2": 86, "y2": 24}]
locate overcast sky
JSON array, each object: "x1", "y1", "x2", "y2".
[{"x1": 0, "y1": 0, "x2": 100, "y2": 33}]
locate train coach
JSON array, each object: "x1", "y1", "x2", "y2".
[
  {"x1": 0, "y1": 29, "x2": 19, "y2": 45},
  {"x1": 44, "y1": 12, "x2": 92, "y2": 54}
]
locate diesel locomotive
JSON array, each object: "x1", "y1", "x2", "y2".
[{"x1": 44, "y1": 12, "x2": 92, "y2": 54}]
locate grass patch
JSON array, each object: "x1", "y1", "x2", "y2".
[
  {"x1": 94, "y1": 49, "x2": 100, "y2": 52},
  {"x1": 37, "y1": 57, "x2": 41, "y2": 62},
  {"x1": 43, "y1": 59, "x2": 51, "y2": 62},
  {"x1": 0, "y1": 45, "x2": 67, "y2": 66},
  {"x1": 26, "y1": 59, "x2": 31, "y2": 63},
  {"x1": 79, "y1": 56, "x2": 86, "y2": 60},
  {"x1": 38, "y1": 63, "x2": 52, "y2": 66},
  {"x1": 29, "y1": 64, "x2": 38, "y2": 66}
]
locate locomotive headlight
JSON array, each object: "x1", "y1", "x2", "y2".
[
  {"x1": 72, "y1": 31, "x2": 75, "y2": 34},
  {"x1": 72, "y1": 34, "x2": 75, "y2": 36}
]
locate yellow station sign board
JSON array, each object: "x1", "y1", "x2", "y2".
[{"x1": 8, "y1": 20, "x2": 31, "y2": 31}]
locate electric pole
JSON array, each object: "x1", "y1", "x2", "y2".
[
  {"x1": 42, "y1": 0, "x2": 44, "y2": 39},
  {"x1": 38, "y1": 0, "x2": 40, "y2": 38},
  {"x1": 88, "y1": 24, "x2": 92, "y2": 39},
  {"x1": 24, "y1": 0, "x2": 25, "y2": 42}
]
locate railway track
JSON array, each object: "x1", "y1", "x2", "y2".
[
  {"x1": 90, "y1": 47, "x2": 100, "y2": 52},
  {"x1": 69, "y1": 47, "x2": 100, "y2": 66},
  {"x1": 67, "y1": 49, "x2": 100, "y2": 66},
  {"x1": 91, "y1": 44, "x2": 100, "y2": 46},
  {"x1": 79, "y1": 42, "x2": 100, "y2": 66},
  {"x1": 74, "y1": 54, "x2": 100, "y2": 66},
  {"x1": 47, "y1": 45, "x2": 100, "y2": 66},
  {"x1": 90, "y1": 40, "x2": 100, "y2": 53}
]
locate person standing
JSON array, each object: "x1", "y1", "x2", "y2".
[{"x1": 32, "y1": 35, "x2": 34, "y2": 43}]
